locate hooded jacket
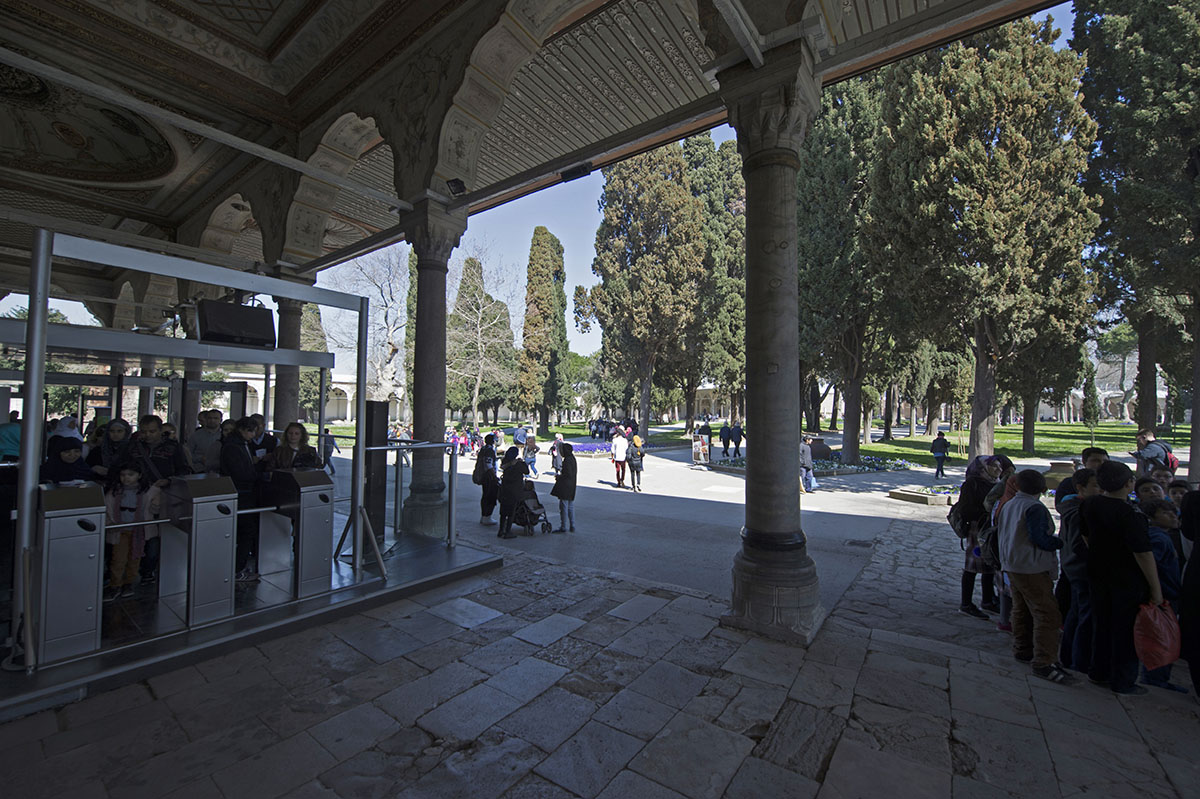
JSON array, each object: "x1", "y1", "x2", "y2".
[{"x1": 551, "y1": 442, "x2": 577, "y2": 501}]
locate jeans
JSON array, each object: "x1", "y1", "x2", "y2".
[
  {"x1": 480, "y1": 477, "x2": 498, "y2": 517},
  {"x1": 934, "y1": 455, "x2": 946, "y2": 477},
  {"x1": 1089, "y1": 581, "x2": 1142, "y2": 692},
  {"x1": 629, "y1": 467, "x2": 641, "y2": 490},
  {"x1": 614, "y1": 460, "x2": 626, "y2": 486},
  {"x1": 525, "y1": 457, "x2": 538, "y2": 478},
  {"x1": 558, "y1": 499, "x2": 574, "y2": 531},
  {"x1": 1009, "y1": 571, "x2": 1063, "y2": 669},
  {"x1": 1060, "y1": 579, "x2": 1093, "y2": 672}
]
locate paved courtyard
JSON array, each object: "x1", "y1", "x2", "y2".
[{"x1": 3, "y1": 478, "x2": 1197, "y2": 799}]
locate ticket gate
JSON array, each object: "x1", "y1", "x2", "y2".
[
  {"x1": 35, "y1": 483, "x2": 105, "y2": 663},
  {"x1": 259, "y1": 469, "x2": 334, "y2": 598},
  {"x1": 160, "y1": 475, "x2": 238, "y2": 625}
]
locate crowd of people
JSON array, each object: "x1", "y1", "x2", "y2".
[
  {"x1": 31, "y1": 410, "x2": 335, "y2": 598},
  {"x1": 954, "y1": 428, "x2": 1198, "y2": 694}
]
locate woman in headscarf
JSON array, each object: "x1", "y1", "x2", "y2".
[
  {"x1": 48, "y1": 415, "x2": 85, "y2": 442},
  {"x1": 40, "y1": 435, "x2": 93, "y2": 483},
  {"x1": 957, "y1": 455, "x2": 1002, "y2": 620},
  {"x1": 550, "y1": 442, "x2": 576, "y2": 533},
  {"x1": 86, "y1": 418, "x2": 132, "y2": 479},
  {"x1": 627, "y1": 434, "x2": 646, "y2": 493},
  {"x1": 497, "y1": 446, "x2": 529, "y2": 539},
  {"x1": 550, "y1": 433, "x2": 565, "y2": 476}
]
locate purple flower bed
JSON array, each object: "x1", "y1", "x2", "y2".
[{"x1": 573, "y1": 442, "x2": 611, "y2": 454}]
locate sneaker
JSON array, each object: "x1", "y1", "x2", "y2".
[
  {"x1": 141, "y1": 573, "x2": 157, "y2": 585},
  {"x1": 103, "y1": 586, "x2": 120, "y2": 603},
  {"x1": 1014, "y1": 652, "x2": 1034, "y2": 663},
  {"x1": 235, "y1": 570, "x2": 258, "y2": 583},
  {"x1": 119, "y1": 584, "x2": 135, "y2": 599},
  {"x1": 551, "y1": 528, "x2": 566, "y2": 534},
  {"x1": 499, "y1": 532, "x2": 518, "y2": 539},
  {"x1": 959, "y1": 604, "x2": 989, "y2": 620},
  {"x1": 997, "y1": 622, "x2": 1012, "y2": 632},
  {"x1": 980, "y1": 600, "x2": 1000, "y2": 613},
  {"x1": 569, "y1": 526, "x2": 576, "y2": 532},
  {"x1": 1032, "y1": 663, "x2": 1077, "y2": 684},
  {"x1": 480, "y1": 516, "x2": 496, "y2": 525}
]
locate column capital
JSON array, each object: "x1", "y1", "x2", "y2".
[
  {"x1": 404, "y1": 199, "x2": 467, "y2": 268},
  {"x1": 273, "y1": 296, "x2": 305, "y2": 313},
  {"x1": 718, "y1": 39, "x2": 821, "y2": 161}
]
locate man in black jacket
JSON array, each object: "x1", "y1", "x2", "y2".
[
  {"x1": 222, "y1": 417, "x2": 263, "y2": 581},
  {"x1": 478, "y1": 434, "x2": 499, "y2": 526}
]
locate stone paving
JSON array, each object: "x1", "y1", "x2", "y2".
[{"x1": 2, "y1": 499, "x2": 1197, "y2": 799}]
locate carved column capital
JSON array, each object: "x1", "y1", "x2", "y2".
[
  {"x1": 404, "y1": 200, "x2": 467, "y2": 269},
  {"x1": 718, "y1": 39, "x2": 821, "y2": 163}
]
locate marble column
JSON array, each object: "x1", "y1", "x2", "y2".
[
  {"x1": 719, "y1": 41, "x2": 825, "y2": 643},
  {"x1": 273, "y1": 297, "x2": 303, "y2": 426},
  {"x1": 402, "y1": 200, "x2": 466, "y2": 533},
  {"x1": 137, "y1": 355, "x2": 155, "y2": 419}
]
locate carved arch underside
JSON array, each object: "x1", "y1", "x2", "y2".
[
  {"x1": 432, "y1": 0, "x2": 714, "y2": 195},
  {"x1": 281, "y1": 112, "x2": 382, "y2": 263}
]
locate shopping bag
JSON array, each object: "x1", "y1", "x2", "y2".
[{"x1": 1133, "y1": 602, "x2": 1180, "y2": 671}]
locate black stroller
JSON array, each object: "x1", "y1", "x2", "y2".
[{"x1": 512, "y1": 479, "x2": 553, "y2": 535}]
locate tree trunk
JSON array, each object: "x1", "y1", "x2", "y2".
[
  {"x1": 684, "y1": 389, "x2": 695, "y2": 434},
  {"x1": 1190, "y1": 301, "x2": 1200, "y2": 483},
  {"x1": 862, "y1": 408, "x2": 872, "y2": 446},
  {"x1": 882, "y1": 386, "x2": 894, "y2": 441},
  {"x1": 896, "y1": 391, "x2": 903, "y2": 425},
  {"x1": 1022, "y1": 395, "x2": 1037, "y2": 454},
  {"x1": 1117, "y1": 357, "x2": 1131, "y2": 421},
  {"x1": 841, "y1": 377, "x2": 862, "y2": 464},
  {"x1": 537, "y1": 404, "x2": 550, "y2": 438},
  {"x1": 807, "y1": 380, "x2": 821, "y2": 433},
  {"x1": 638, "y1": 357, "x2": 655, "y2": 434},
  {"x1": 924, "y1": 395, "x2": 938, "y2": 438},
  {"x1": 829, "y1": 386, "x2": 839, "y2": 431},
  {"x1": 909, "y1": 402, "x2": 917, "y2": 438},
  {"x1": 1135, "y1": 315, "x2": 1158, "y2": 431},
  {"x1": 969, "y1": 317, "x2": 997, "y2": 459},
  {"x1": 471, "y1": 372, "x2": 482, "y2": 428}
]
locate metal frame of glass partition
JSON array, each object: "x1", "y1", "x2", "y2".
[{"x1": 8, "y1": 230, "x2": 369, "y2": 674}]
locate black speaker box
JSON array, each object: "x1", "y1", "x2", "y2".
[{"x1": 196, "y1": 300, "x2": 277, "y2": 348}]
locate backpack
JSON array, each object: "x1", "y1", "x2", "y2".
[
  {"x1": 472, "y1": 452, "x2": 487, "y2": 485},
  {"x1": 976, "y1": 520, "x2": 1002, "y2": 571},
  {"x1": 1161, "y1": 442, "x2": 1180, "y2": 472},
  {"x1": 947, "y1": 500, "x2": 970, "y2": 539}
]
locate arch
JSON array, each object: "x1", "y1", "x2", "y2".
[
  {"x1": 430, "y1": 0, "x2": 600, "y2": 196},
  {"x1": 326, "y1": 387, "x2": 349, "y2": 421},
  {"x1": 197, "y1": 193, "x2": 262, "y2": 260},
  {"x1": 245, "y1": 385, "x2": 259, "y2": 416},
  {"x1": 281, "y1": 113, "x2": 384, "y2": 263},
  {"x1": 111, "y1": 281, "x2": 136, "y2": 331}
]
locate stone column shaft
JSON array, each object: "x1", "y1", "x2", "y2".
[
  {"x1": 719, "y1": 40, "x2": 825, "y2": 643},
  {"x1": 402, "y1": 201, "x2": 466, "y2": 533},
  {"x1": 273, "y1": 297, "x2": 303, "y2": 426}
]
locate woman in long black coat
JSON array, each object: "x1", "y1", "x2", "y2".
[
  {"x1": 957, "y1": 455, "x2": 1001, "y2": 619},
  {"x1": 550, "y1": 442, "x2": 576, "y2": 532},
  {"x1": 497, "y1": 446, "x2": 528, "y2": 539}
]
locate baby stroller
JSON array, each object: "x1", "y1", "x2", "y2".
[{"x1": 512, "y1": 479, "x2": 553, "y2": 535}]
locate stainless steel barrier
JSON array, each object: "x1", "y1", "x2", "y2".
[
  {"x1": 35, "y1": 483, "x2": 105, "y2": 663},
  {"x1": 263, "y1": 469, "x2": 334, "y2": 598},
  {"x1": 161, "y1": 475, "x2": 238, "y2": 625}
]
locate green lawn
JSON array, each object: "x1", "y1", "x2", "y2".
[{"x1": 857, "y1": 422, "x2": 1184, "y2": 467}]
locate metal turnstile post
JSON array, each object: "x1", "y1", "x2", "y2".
[{"x1": 36, "y1": 484, "x2": 105, "y2": 663}]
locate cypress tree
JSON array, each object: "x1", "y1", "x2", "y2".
[{"x1": 518, "y1": 226, "x2": 568, "y2": 436}]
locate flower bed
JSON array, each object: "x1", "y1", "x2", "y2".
[
  {"x1": 914, "y1": 485, "x2": 959, "y2": 496},
  {"x1": 815, "y1": 454, "x2": 915, "y2": 473}
]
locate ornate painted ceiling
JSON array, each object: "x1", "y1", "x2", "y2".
[{"x1": 0, "y1": 0, "x2": 1055, "y2": 325}]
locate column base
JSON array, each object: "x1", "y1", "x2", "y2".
[
  {"x1": 721, "y1": 544, "x2": 826, "y2": 645},
  {"x1": 401, "y1": 489, "x2": 447, "y2": 536}
]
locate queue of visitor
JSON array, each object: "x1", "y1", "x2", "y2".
[
  {"x1": 953, "y1": 428, "x2": 1199, "y2": 695},
  {"x1": 7, "y1": 409, "x2": 335, "y2": 602}
]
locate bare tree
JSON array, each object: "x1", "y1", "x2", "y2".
[{"x1": 322, "y1": 245, "x2": 411, "y2": 404}]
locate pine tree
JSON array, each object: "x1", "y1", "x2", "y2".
[
  {"x1": 577, "y1": 145, "x2": 705, "y2": 428},
  {"x1": 868, "y1": 19, "x2": 1099, "y2": 458},
  {"x1": 1082, "y1": 361, "x2": 1102, "y2": 445},
  {"x1": 517, "y1": 226, "x2": 569, "y2": 436},
  {"x1": 1073, "y1": 0, "x2": 1200, "y2": 456}
]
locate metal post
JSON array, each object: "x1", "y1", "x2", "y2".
[
  {"x1": 392, "y1": 445, "x2": 402, "y2": 539},
  {"x1": 12, "y1": 228, "x2": 51, "y2": 653},
  {"x1": 351, "y1": 296, "x2": 369, "y2": 579},
  {"x1": 446, "y1": 446, "x2": 457, "y2": 548},
  {"x1": 262, "y1": 365, "x2": 272, "y2": 431},
  {"x1": 114, "y1": 373, "x2": 125, "y2": 419}
]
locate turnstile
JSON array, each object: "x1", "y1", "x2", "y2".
[
  {"x1": 35, "y1": 483, "x2": 105, "y2": 662},
  {"x1": 161, "y1": 475, "x2": 237, "y2": 625},
  {"x1": 263, "y1": 469, "x2": 334, "y2": 598}
]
